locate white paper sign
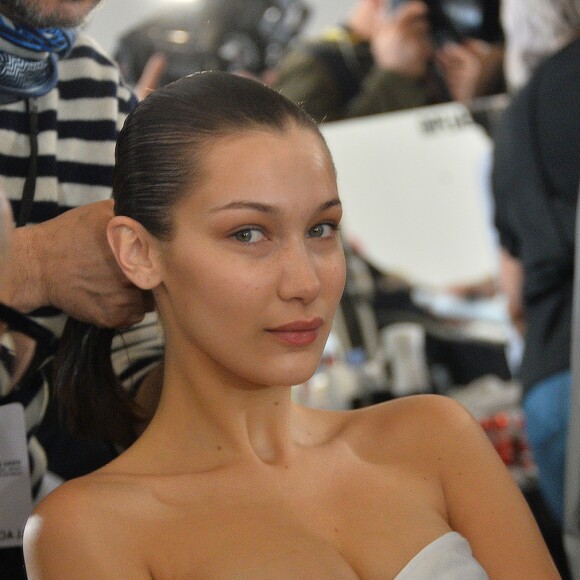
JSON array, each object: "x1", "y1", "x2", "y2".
[
  {"x1": 321, "y1": 102, "x2": 499, "y2": 288},
  {"x1": 0, "y1": 402, "x2": 33, "y2": 547}
]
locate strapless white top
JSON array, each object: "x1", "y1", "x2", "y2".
[{"x1": 394, "y1": 531, "x2": 489, "y2": 579}]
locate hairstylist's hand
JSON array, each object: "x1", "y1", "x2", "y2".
[
  {"x1": 371, "y1": 1, "x2": 433, "y2": 79},
  {"x1": 436, "y1": 39, "x2": 504, "y2": 102},
  {"x1": 11, "y1": 200, "x2": 154, "y2": 328}
]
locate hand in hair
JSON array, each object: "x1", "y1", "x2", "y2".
[{"x1": 11, "y1": 200, "x2": 154, "y2": 328}]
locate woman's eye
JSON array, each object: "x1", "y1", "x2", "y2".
[
  {"x1": 233, "y1": 228, "x2": 264, "y2": 244},
  {"x1": 308, "y1": 223, "x2": 336, "y2": 238}
]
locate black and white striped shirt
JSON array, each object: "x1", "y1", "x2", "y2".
[{"x1": 0, "y1": 31, "x2": 163, "y2": 492}]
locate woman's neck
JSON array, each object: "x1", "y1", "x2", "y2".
[{"x1": 141, "y1": 355, "x2": 310, "y2": 469}]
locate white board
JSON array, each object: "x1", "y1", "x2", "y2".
[{"x1": 321, "y1": 102, "x2": 498, "y2": 288}]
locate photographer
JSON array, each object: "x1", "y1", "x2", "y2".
[{"x1": 272, "y1": 0, "x2": 505, "y2": 122}]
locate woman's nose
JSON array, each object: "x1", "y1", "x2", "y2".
[{"x1": 277, "y1": 241, "x2": 321, "y2": 304}]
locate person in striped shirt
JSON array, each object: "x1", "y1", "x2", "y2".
[{"x1": 0, "y1": 1, "x2": 164, "y2": 577}]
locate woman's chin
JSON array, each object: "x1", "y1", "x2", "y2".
[{"x1": 267, "y1": 358, "x2": 321, "y2": 389}]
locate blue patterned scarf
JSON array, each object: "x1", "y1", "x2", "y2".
[{"x1": 0, "y1": 15, "x2": 76, "y2": 104}]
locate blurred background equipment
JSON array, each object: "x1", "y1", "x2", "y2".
[
  {"x1": 390, "y1": 0, "x2": 503, "y2": 46},
  {"x1": 114, "y1": 0, "x2": 310, "y2": 87}
]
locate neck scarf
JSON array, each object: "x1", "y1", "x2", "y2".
[{"x1": 0, "y1": 15, "x2": 76, "y2": 104}]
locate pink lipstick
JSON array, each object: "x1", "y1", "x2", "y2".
[{"x1": 268, "y1": 318, "x2": 324, "y2": 346}]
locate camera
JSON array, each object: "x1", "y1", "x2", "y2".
[{"x1": 389, "y1": 0, "x2": 503, "y2": 46}]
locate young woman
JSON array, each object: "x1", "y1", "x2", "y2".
[{"x1": 23, "y1": 71, "x2": 558, "y2": 579}]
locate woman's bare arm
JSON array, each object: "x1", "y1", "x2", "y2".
[{"x1": 429, "y1": 395, "x2": 559, "y2": 578}]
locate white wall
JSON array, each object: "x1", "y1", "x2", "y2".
[{"x1": 84, "y1": 0, "x2": 355, "y2": 57}]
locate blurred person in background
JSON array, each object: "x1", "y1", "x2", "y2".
[
  {"x1": 0, "y1": 1, "x2": 165, "y2": 577},
  {"x1": 271, "y1": 0, "x2": 505, "y2": 123},
  {"x1": 491, "y1": 0, "x2": 580, "y2": 559},
  {"x1": 500, "y1": 0, "x2": 580, "y2": 93}
]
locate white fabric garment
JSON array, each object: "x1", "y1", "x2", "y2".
[{"x1": 395, "y1": 532, "x2": 488, "y2": 579}]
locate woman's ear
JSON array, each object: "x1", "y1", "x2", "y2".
[{"x1": 107, "y1": 216, "x2": 162, "y2": 290}]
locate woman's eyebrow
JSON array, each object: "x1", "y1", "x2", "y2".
[
  {"x1": 319, "y1": 198, "x2": 342, "y2": 212},
  {"x1": 210, "y1": 198, "x2": 342, "y2": 214},
  {"x1": 210, "y1": 201, "x2": 276, "y2": 214}
]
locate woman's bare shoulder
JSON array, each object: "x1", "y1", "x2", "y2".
[
  {"x1": 345, "y1": 393, "x2": 474, "y2": 433},
  {"x1": 26, "y1": 471, "x2": 135, "y2": 545},
  {"x1": 24, "y1": 472, "x2": 149, "y2": 578},
  {"x1": 336, "y1": 394, "x2": 482, "y2": 465},
  {"x1": 38, "y1": 467, "x2": 136, "y2": 505}
]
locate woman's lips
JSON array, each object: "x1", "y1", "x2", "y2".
[{"x1": 267, "y1": 318, "x2": 324, "y2": 346}]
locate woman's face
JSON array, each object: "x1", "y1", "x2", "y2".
[{"x1": 154, "y1": 125, "x2": 346, "y2": 389}]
